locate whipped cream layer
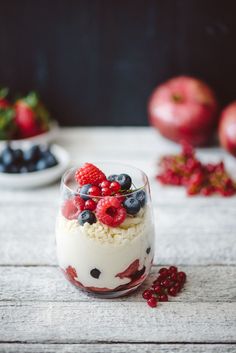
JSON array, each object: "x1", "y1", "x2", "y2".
[{"x1": 56, "y1": 207, "x2": 155, "y2": 290}]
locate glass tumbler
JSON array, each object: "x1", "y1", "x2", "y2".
[{"x1": 56, "y1": 162, "x2": 155, "y2": 298}]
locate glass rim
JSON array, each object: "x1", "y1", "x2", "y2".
[{"x1": 61, "y1": 162, "x2": 149, "y2": 198}]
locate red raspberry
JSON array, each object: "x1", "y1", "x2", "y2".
[
  {"x1": 75, "y1": 163, "x2": 106, "y2": 186},
  {"x1": 88, "y1": 185, "x2": 101, "y2": 197},
  {"x1": 73, "y1": 195, "x2": 85, "y2": 212},
  {"x1": 84, "y1": 199, "x2": 97, "y2": 211},
  {"x1": 96, "y1": 196, "x2": 126, "y2": 227},
  {"x1": 62, "y1": 199, "x2": 79, "y2": 220}
]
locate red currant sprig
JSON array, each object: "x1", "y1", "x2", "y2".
[{"x1": 142, "y1": 266, "x2": 187, "y2": 308}]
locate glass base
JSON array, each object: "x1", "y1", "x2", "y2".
[{"x1": 84, "y1": 284, "x2": 140, "y2": 298}]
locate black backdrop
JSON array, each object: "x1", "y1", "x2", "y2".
[{"x1": 0, "y1": 0, "x2": 236, "y2": 126}]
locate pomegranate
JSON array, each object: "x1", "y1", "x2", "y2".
[
  {"x1": 148, "y1": 76, "x2": 218, "y2": 146},
  {"x1": 219, "y1": 102, "x2": 236, "y2": 157}
]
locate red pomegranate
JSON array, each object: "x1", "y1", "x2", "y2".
[{"x1": 219, "y1": 102, "x2": 236, "y2": 157}]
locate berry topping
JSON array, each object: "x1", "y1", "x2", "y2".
[
  {"x1": 101, "y1": 187, "x2": 112, "y2": 196},
  {"x1": 88, "y1": 185, "x2": 101, "y2": 197},
  {"x1": 100, "y1": 180, "x2": 111, "y2": 188},
  {"x1": 123, "y1": 197, "x2": 141, "y2": 215},
  {"x1": 134, "y1": 190, "x2": 146, "y2": 207},
  {"x1": 96, "y1": 196, "x2": 126, "y2": 227},
  {"x1": 84, "y1": 199, "x2": 97, "y2": 211},
  {"x1": 107, "y1": 174, "x2": 118, "y2": 182},
  {"x1": 75, "y1": 163, "x2": 106, "y2": 186},
  {"x1": 117, "y1": 173, "x2": 132, "y2": 190},
  {"x1": 147, "y1": 297, "x2": 158, "y2": 308},
  {"x1": 109, "y1": 181, "x2": 121, "y2": 192},
  {"x1": 62, "y1": 199, "x2": 79, "y2": 220},
  {"x1": 146, "y1": 247, "x2": 151, "y2": 254},
  {"x1": 73, "y1": 195, "x2": 85, "y2": 212},
  {"x1": 79, "y1": 184, "x2": 92, "y2": 200},
  {"x1": 90, "y1": 268, "x2": 101, "y2": 279},
  {"x1": 78, "y1": 210, "x2": 97, "y2": 225}
]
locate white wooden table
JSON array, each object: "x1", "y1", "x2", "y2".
[{"x1": 1, "y1": 127, "x2": 236, "y2": 353}]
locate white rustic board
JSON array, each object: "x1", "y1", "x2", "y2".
[{"x1": 0, "y1": 127, "x2": 236, "y2": 352}]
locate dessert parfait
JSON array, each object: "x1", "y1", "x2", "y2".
[{"x1": 56, "y1": 162, "x2": 155, "y2": 298}]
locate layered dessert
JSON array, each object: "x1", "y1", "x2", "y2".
[{"x1": 56, "y1": 163, "x2": 155, "y2": 297}]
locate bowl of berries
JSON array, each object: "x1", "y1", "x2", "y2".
[
  {"x1": 0, "y1": 88, "x2": 59, "y2": 146},
  {"x1": 0, "y1": 143, "x2": 70, "y2": 188}
]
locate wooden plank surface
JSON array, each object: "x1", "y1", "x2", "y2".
[
  {"x1": 0, "y1": 266, "x2": 235, "y2": 303},
  {"x1": 0, "y1": 344, "x2": 236, "y2": 353},
  {"x1": 0, "y1": 127, "x2": 236, "y2": 351},
  {"x1": 0, "y1": 301, "x2": 235, "y2": 343}
]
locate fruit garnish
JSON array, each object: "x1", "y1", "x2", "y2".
[
  {"x1": 142, "y1": 266, "x2": 187, "y2": 308},
  {"x1": 123, "y1": 197, "x2": 141, "y2": 215},
  {"x1": 96, "y1": 196, "x2": 126, "y2": 227},
  {"x1": 156, "y1": 141, "x2": 236, "y2": 197},
  {"x1": 75, "y1": 163, "x2": 106, "y2": 186},
  {"x1": 117, "y1": 173, "x2": 132, "y2": 190},
  {"x1": 0, "y1": 107, "x2": 16, "y2": 140},
  {"x1": 84, "y1": 199, "x2": 97, "y2": 211},
  {"x1": 78, "y1": 210, "x2": 97, "y2": 225},
  {"x1": 73, "y1": 195, "x2": 85, "y2": 212},
  {"x1": 62, "y1": 199, "x2": 80, "y2": 220}
]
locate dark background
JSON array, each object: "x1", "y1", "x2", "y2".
[{"x1": 0, "y1": 0, "x2": 236, "y2": 126}]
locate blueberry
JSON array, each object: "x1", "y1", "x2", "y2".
[
  {"x1": 117, "y1": 173, "x2": 132, "y2": 190},
  {"x1": 43, "y1": 151, "x2": 58, "y2": 168},
  {"x1": 107, "y1": 174, "x2": 118, "y2": 182},
  {"x1": 134, "y1": 190, "x2": 146, "y2": 207},
  {"x1": 27, "y1": 163, "x2": 36, "y2": 172},
  {"x1": 36, "y1": 159, "x2": 47, "y2": 171},
  {"x1": 1, "y1": 147, "x2": 15, "y2": 166},
  {"x1": 123, "y1": 197, "x2": 141, "y2": 215},
  {"x1": 79, "y1": 184, "x2": 92, "y2": 200},
  {"x1": 78, "y1": 210, "x2": 96, "y2": 225},
  {"x1": 13, "y1": 149, "x2": 24, "y2": 164},
  {"x1": 90, "y1": 268, "x2": 101, "y2": 279},
  {"x1": 146, "y1": 247, "x2": 151, "y2": 254},
  {"x1": 24, "y1": 145, "x2": 41, "y2": 163}
]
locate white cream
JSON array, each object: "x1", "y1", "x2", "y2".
[{"x1": 56, "y1": 208, "x2": 155, "y2": 290}]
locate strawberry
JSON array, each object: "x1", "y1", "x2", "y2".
[
  {"x1": 14, "y1": 92, "x2": 50, "y2": 138},
  {"x1": 75, "y1": 163, "x2": 106, "y2": 186},
  {"x1": 0, "y1": 87, "x2": 10, "y2": 109}
]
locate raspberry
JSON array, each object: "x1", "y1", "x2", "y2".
[
  {"x1": 73, "y1": 195, "x2": 85, "y2": 212},
  {"x1": 62, "y1": 199, "x2": 79, "y2": 220},
  {"x1": 96, "y1": 196, "x2": 126, "y2": 227},
  {"x1": 75, "y1": 163, "x2": 106, "y2": 186}
]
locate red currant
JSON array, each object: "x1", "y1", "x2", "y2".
[
  {"x1": 168, "y1": 286, "x2": 178, "y2": 297},
  {"x1": 88, "y1": 186, "x2": 101, "y2": 197},
  {"x1": 142, "y1": 289, "x2": 154, "y2": 300},
  {"x1": 110, "y1": 181, "x2": 121, "y2": 192},
  {"x1": 169, "y1": 266, "x2": 178, "y2": 273},
  {"x1": 162, "y1": 279, "x2": 171, "y2": 288},
  {"x1": 101, "y1": 187, "x2": 112, "y2": 196},
  {"x1": 84, "y1": 199, "x2": 97, "y2": 211},
  {"x1": 177, "y1": 272, "x2": 186, "y2": 284},
  {"x1": 153, "y1": 285, "x2": 163, "y2": 294},
  {"x1": 100, "y1": 180, "x2": 111, "y2": 188},
  {"x1": 147, "y1": 297, "x2": 158, "y2": 308},
  {"x1": 159, "y1": 267, "x2": 168, "y2": 275},
  {"x1": 159, "y1": 294, "x2": 168, "y2": 302}
]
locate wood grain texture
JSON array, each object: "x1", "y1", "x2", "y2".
[
  {"x1": 0, "y1": 301, "x2": 235, "y2": 343},
  {"x1": 0, "y1": 266, "x2": 235, "y2": 303},
  {"x1": 0, "y1": 343, "x2": 236, "y2": 353}
]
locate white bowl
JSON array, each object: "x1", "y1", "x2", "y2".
[
  {"x1": 0, "y1": 144, "x2": 70, "y2": 189},
  {"x1": 0, "y1": 120, "x2": 59, "y2": 149}
]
